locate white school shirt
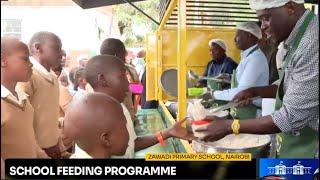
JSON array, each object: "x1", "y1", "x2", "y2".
[
  {"x1": 30, "y1": 57, "x2": 54, "y2": 82},
  {"x1": 1, "y1": 85, "x2": 28, "y2": 105},
  {"x1": 71, "y1": 88, "x2": 87, "y2": 107},
  {"x1": 71, "y1": 145, "x2": 92, "y2": 159},
  {"x1": 111, "y1": 103, "x2": 137, "y2": 158}
]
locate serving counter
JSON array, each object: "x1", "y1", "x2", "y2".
[{"x1": 134, "y1": 106, "x2": 194, "y2": 158}]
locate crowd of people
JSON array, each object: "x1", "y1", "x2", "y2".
[{"x1": 1, "y1": 32, "x2": 194, "y2": 179}]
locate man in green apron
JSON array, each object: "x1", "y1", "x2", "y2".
[{"x1": 195, "y1": 0, "x2": 318, "y2": 158}]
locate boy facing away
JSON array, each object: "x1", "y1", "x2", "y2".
[{"x1": 64, "y1": 93, "x2": 129, "y2": 158}]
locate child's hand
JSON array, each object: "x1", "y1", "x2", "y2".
[{"x1": 168, "y1": 118, "x2": 196, "y2": 141}]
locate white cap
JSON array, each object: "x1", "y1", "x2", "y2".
[
  {"x1": 249, "y1": 0, "x2": 304, "y2": 11},
  {"x1": 236, "y1": 22, "x2": 262, "y2": 39},
  {"x1": 76, "y1": 55, "x2": 89, "y2": 62},
  {"x1": 208, "y1": 39, "x2": 227, "y2": 51}
]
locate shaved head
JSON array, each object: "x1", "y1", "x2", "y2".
[
  {"x1": 1, "y1": 36, "x2": 29, "y2": 56},
  {"x1": 28, "y1": 31, "x2": 63, "y2": 69},
  {"x1": 64, "y1": 93, "x2": 128, "y2": 156},
  {"x1": 100, "y1": 38, "x2": 127, "y2": 62},
  {"x1": 85, "y1": 55, "x2": 126, "y2": 89},
  {"x1": 29, "y1": 31, "x2": 61, "y2": 55},
  {"x1": 65, "y1": 92, "x2": 121, "y2": 140}
]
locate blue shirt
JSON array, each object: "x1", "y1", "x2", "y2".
[
  {"x1": 201, "y1": 56, "x2": 238, "y2": 85},
  {"x1": 214, "y1": 44, "x2": 269, "y2": 101}
]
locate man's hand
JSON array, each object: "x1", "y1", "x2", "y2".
[
  {"x1": 165, "y1": 118, "x2": 196, "y2": 141},
  {"x1": 232, "y1": 88, "x2": 256, "y2": 107},
  {"x1": 195, "y1": 116, "x2": 232, "y2": 142}
]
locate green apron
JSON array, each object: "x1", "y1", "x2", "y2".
[
  {"x1": 207, "y1": 57, "x2": 231, "y2": 90},
  {"x1": 274, "y1": 11, "x2": 318, "y2": 158},
  {"x1": 230, "y1": 46, "x2": 260, "y2": 120},
  {"x1": 207, "y1": 80, "x2": 222, "y2": 91}
]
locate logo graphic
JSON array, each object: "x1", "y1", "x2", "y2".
[
  {"x1": 267, "y1": 161, "x2": 312, "y2": 175},
  {"x1": 259, "y1": 159, "x2": 319, "y2": 180}
]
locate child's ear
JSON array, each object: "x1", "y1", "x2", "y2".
[
  {"x1": 97, "y1": 74, "x2": 109, "y2": 87},
  {"x1": 34, "y1": 43, "x2": 42, "y2": 54},
  {"x1": 100, "y1": 132, "x2": 111, "y2": 148}
]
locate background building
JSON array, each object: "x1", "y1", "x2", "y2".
[{"x1": 1, "y1": 0, "x2": 121, "y2": 68}]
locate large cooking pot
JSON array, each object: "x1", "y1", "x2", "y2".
[
  {"x1": 192, "y1": 134, "x2": 271, "y2": 158},
  {"x1": 160, "y1": 69, "x2": 192, "y2": 97}
]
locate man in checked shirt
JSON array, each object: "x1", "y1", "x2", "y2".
[{"x1": 193, "y1": 0, "x2": 318, "y2": 158}]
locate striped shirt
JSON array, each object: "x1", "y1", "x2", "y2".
[{"x1": 271, "y1": 10, "x2": 319, "y2": 133}]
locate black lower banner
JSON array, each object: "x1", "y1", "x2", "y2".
[{"x1": 5, "y1": 159, "x2": 257, "y2": 179}]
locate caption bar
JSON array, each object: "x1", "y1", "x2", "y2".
[
  {"x1": 145, "y1": 153, "x2": 252, "y2": 161},
  {"x1": 5, "y1": 159, "x2": 258, "y2": 179}
]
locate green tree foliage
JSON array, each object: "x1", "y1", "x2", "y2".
[{"x1": 115, "y1": 0, "x2": 159, "y2": 47}]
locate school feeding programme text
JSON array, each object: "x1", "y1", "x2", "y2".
[{"x1": 9, "y1": 166, "x2": 177, "y2": 176}]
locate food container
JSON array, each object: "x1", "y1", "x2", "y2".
[
  {"x1": 187, "y1": 87, "x2": 207, "y2": 97},
  {"x1": 191, "y1": 119, "x2": 212, "y2": 139},
  {"x1": 192, "y1": 134, "x2": 271, "y2": 158}
]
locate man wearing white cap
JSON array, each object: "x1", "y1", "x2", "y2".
[
  {"x1": 196, "y1": 0, "x2": 318, "y2": 158},
  {"x1": 212, "y1": 21, "x2": 269, "y2": 101},
  {"x1": 198, "y1": 39, "x2": 237, "y2": 87}
]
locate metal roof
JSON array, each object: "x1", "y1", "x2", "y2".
[
  {"x1": 159, "y1": 0, "x2": 318, "y2": 28},
  {"x1": 71, "y1": 0, "x2": 318, "y2": 28},
  {"x1": 72, "y1": 0, "x2": 147, "y2": 9},
  {"x1": 72, "y1": 0, "x2": 160, "y2": 24},
  {"x1": 160, "y1": 0, "x2": 259, "y2": 28}
]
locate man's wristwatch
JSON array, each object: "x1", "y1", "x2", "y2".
[{"x1": 231, "y1": 119, "x2": 240, "y2": 135}]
